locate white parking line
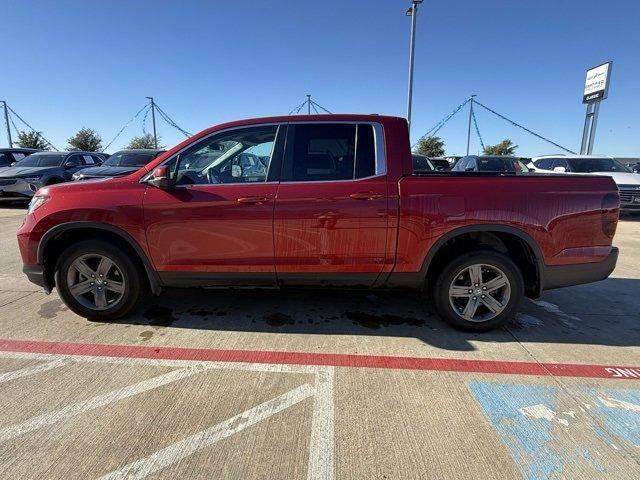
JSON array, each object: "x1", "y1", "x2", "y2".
[
  {"x1": 100, "y1": 383, "x2": 317, "y2": 480},
  {"x1": 308, "y1": 367, "x2": 335, "y2": 480},
  {"x1": 0, "y1": 358, "x2": 67, "y2": 384},
  {"x1": 0, "y1": 365, "x2": 205, "y2": 443},
  {"x1": 0, "y1": 351, "x2": 335, "y2": 478},
  {"x1": 0, "y1": 350, "x2": 319, "y2": 375}
]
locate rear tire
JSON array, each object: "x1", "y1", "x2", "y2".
[
  {"x1": 432, "y1": 251, "x2": 524, "y2": 332},
  {"x1": 55, "y1": 240, "x2": 147, "y2": 320}
]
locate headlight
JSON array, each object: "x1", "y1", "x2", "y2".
[
  {"x1": 27, "y1": 194, "x2": 49, "y2": 215},
  {"x1": 23, "y1": 177, "x2": 42, "y2": 182}
]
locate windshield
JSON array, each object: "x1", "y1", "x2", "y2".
[
  {"x1": 104, "y1": 151, "x2": 156, "y2": 167},
  {"x1": 568, "y1": 158, "x2": 632, "y2": 173},
  {"x1": 477, "y1": 157, "x2": 530, "y2": 172},
  {"x1": 412, "y1": 155, "x2": 434, "y2": 172},
  {"x1": 14, "y1": 154, "x2": 64, "y2": 168}
]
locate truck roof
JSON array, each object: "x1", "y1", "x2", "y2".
[{"x1": 210, "y1": 113, "x2": 404, "y2": 127}]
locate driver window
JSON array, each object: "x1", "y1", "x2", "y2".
[{"x1": 175, "y1": 125, "x2": 278, "y2": 185}]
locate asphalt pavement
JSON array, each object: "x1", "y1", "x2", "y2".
[{"x1": 0, "y1": 204, "x2": 638, "y2": 479}]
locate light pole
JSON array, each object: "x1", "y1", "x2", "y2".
[
  {"x1": 406, "y1": 0, "x2": 423, "y2": 133},
  {"x1": 146, "y1": 96, "x2": 158, "y2": 149},
  {"x1": 466, "y1": 95, "x2": 476, "y2": 155},
  {"x1": 1, "y1": 101, "x2": 12, "y2": 147}
]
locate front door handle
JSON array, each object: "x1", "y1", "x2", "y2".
[
  {"x1": 237, "y1": 196, "x2": 270, "y2": 205},
  {"x1": 349, "y1": 192, "x2": 383, "y2": 200}
]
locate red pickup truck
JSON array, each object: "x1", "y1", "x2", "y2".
[{"x1": 17, "y1": 114, "x2": 620, "y2": 331}]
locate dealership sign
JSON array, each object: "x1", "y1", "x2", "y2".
[{"x1": 583, "y1": 61, "x2": 612, "y2": 103}]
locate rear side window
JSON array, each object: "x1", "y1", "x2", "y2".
[
  {"x1": 284, "y1": 123, "x2": 377, "y2": 182},
  {"x1": 552, "y1": 158, "x2": 569, "y2": 170}
]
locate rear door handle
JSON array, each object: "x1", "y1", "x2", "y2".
[
  {"x1": 237, "y1": 196, "x2": 270, "y2": 205},
  {"x1": 349, "y1": 192, "x2": 383, "y2": 200}
]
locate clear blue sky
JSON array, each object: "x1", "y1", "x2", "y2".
[{"x1": 1, "y1": 0, "x2": 639, "y2": 156}]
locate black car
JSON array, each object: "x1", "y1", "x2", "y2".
[
  {"x1": 72, "y1": 149, "x2": 165, "y2": 181},
  {"x1": 0, "y1": 151, "x2": 104, "y2": 199},
  {"x1": 452, "y1": 155, "x2": 531, "y2": 173},
  {"x1": 0, "y1": 148, "x2": 40, "y2": 167}
]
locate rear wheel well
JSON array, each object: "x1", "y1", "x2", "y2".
[
  {"x1": 41, "y1": 228, "x2": 152, "y2": 292},
  {"x1": 425, "y1": 231, "x2": 540, "y2": 297}
]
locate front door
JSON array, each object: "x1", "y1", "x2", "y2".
[
  {"x1": 274, "y1": 123, "x2": 390, "y2": 286},
  {"x1": 144, "y1": 124, "x2": 285, "y2": 286}
]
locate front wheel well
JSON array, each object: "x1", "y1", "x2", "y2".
[
  {"x1": 44, "y1": 177, "x2": 64, "y2": 185},
  {"x1": 41, "y1": 227, "x2": 156, "y2": 293},
  {"x1": 425, "y1": 230, "x2": 540, "y2": 298}
]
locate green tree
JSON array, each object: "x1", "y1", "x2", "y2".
[
  {"x1": 483, "y1": 139, "x2": 517, "y2": 156},
  {"x1": 413, "y1": 136, "x2": 445, "y2": 157},
  {"x1": 67, "y1": 127, "x2": 102, "y2": 152},
  {"x1": 14, "y1": 131, "x2": 50, "y2": 150},
  {"x1": 126, "y1": 133, "x2": 163, "y2": 149}
]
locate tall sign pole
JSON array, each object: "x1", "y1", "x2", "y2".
[
  {"x1": 466, "y1": 95, "x2": 476, "y2": 155},
  {"x1": 1, "y1": 101, "x2": 12, "y2": 147},
  {"x1": 580, "y1": 61, "x2": 612, "y2": 154},
  {"x1": 405, "y1": 0, "x2": 423, "y2": 133},
  {"x1": 146, "y1": 96, "x2": 158, "y2": 149}
]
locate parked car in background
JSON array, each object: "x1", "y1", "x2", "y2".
[
  {"x1": 412, "y1": 154, "x2": 435, "y2": 172},
  {"x1": 616, "y1": 157, "x2": 640, "y2": 174},
  {"x1": 0, "y1": 151, "x2": 104, "y2": 199},
  {"x1": 0, "y1": 148, "x2": 40, "y2": 167},
  {"x1": 18, "y1": 114, "x2": 619, "y2": 332},
  {"x1": 529, "y1": 155, "x2": 640, "y2": 212},
  {"x1": 452, "y1": 155, "x2": 531, "y2": 173},
  {"x1": 426, "y1": 156, "x2": 452, "y2": 171},
  {"x1": 436, "y1": 156, "x2": 460, "y2": 169},
  {"x1": 72, "y1": 149, "x2": 165, "y2": 181}
]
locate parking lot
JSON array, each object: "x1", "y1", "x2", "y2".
[{"x1": 0, "y1": 204, "x2": 638, "y2": 479}]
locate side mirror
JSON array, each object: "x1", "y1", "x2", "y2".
[
  {"x1": 529, "y1": 168, "x2": 536, "y2": 172},
  {"x1": 64, "y1": 161, "x2": 78, "y2": 169},
  {"x1": 553, "y1": 166, "x2": 566, "y2": 173},
  {"x1": 465, "y1": 166, "x2": 475, "y2": 172},
  {"x1": 147, "y1": 165, "x2": 172, "y2": 189},
  {"x1": 231, "y1": 164, "x2": 243, "y2": 178}
]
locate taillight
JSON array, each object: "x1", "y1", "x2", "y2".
[{"x1": 601, "y1": 193, "x2": 619, "y2": 238}]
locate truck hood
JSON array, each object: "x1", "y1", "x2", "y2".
[
  {"x1": 0, "y1": 166, "x2": 61, "y2": 178},
  {"x1": 591, "y1": 171, "x2": 640, "y2": 185},
  {"x1": 74, "y1": 166, "x2": 140, "y2": 178}
]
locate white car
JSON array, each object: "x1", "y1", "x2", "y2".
[{"x1": 528, "y1": 155, "x2": 640, "y2": 212}]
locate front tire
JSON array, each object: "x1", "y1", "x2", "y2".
[
  {"x1": 55, "y1": 240, "x2": 147, "y2": 320},
  {"x1": 432, "y1": 251, "x2": 524, "y2": 332}
]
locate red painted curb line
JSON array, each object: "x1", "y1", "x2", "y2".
[{"x1": 1, "y1": 338, "x2": 639, "y2": 380}]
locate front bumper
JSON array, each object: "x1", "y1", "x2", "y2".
[
  {"x1": 0, "y1": 178, "x2": 41, "y2": 198},
  {"x1": 542, "y1": 246, "x2": 618, "y2": 290},
  {"x1": 22, "y1": 264, "x2": 52, "y2": 293},
  {"x1": 619, "y1": 189, "x2": 640, "y2": 210}
]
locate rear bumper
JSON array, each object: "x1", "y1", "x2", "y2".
[
  {"x1": 22, "y1": 264, "x2": 52, "y2": 293},
  {"x1": 542, "y1": 246, "x2": 618, "y2": 290}
]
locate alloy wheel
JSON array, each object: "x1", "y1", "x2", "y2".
[
  {"x1": 66, "y1": 254, "x2": 126, "y2": 311},
  {"x1": 448, "y1": 263, "x2": 511, "y2": 322}
]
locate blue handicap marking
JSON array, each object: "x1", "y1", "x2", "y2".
[{"x1": 468, "y1": 382, "x2": 640, "y2": 480}]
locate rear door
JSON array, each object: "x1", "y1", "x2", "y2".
[{"x1": 273, "y1": 122, "x2": 390, "y2": 286}]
